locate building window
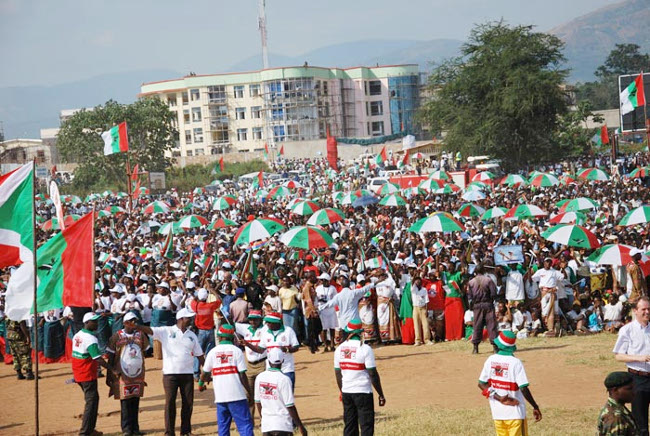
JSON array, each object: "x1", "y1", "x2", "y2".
[
  {"x1": 167, "y1": 94, "x2": 177, "y2": 107},
  {"x1": 193, "y1": 128, "x2": 203, "y2": 143},
  {"x1": 235, "y1": 107, "x2": 246, "y2": 120},
  {"x1": 271, "y1": 104, "x2": 283, "y2": 120},
  {"x1": 208, "y1": 85, "x2": 226, "y2": 103},
  {"x1": 250, "y1": 84, "x2": 261, "y2": 97},
  {"x1": 370, "y1": 101, "x2": 383, "y2": 116},
  {"x1": 192, "y1": 107, "x2": 202, "y2": 122},
  {"x1": 273, "y1": 125, "x2": 285, "y2": 142},
  {"x1": 183, "y1": 109, "x2": 190, "y2": 124},
  {"x1": 251, "y1": 106, "x2": 262, "y2": 119},
  {"x1": 234, "y1": 85, "x2": 245, "y2": 98},
  {"x1": 252, "y1": 127, "x2": 263, "y2": 140},
  {"x1": 172, "y1": 151, "x2": 181, "y2": 157},
  {"x1": 182, "y1": 92, "x2": 189, "y2": 105},
  {"x1": 186, "y1": 150, "x2": 193, "y2": 157},
  {"x1": 195, "y1": 148, "x2": 205, "y2": 155},
  {"x1": 185, "y1": 130, "x2": 192, "y2": 144},
  {"x1": 323, "y1": 81, "x2": 328, "y2": 95},
  {"x1": 190, "y1": 89, "x2": 200, "y2": 101},
  {"x1": 371, "y1": 121, "x2": 384, "y2": 136},
  {"x1": 368, "y1": 80, "x2": 381, "y2": 96},
  {"x1": 237, "y1": 128, "x2": 248, "y2": 141}
]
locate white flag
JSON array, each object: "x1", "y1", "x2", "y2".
[
  {"x1": 5, "y1": 262, "x2": 35, "y2": 321},
  {"x1": 49, "y1": 180, "x2": 65, "y2": 231},
  {"x1": 402, "y1": 135, "x2": 416, "y2": 150}
]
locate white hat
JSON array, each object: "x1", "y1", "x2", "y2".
[
  {"x1": 111, "y1": 284, "x2": 125, "y2": 294},
  {"x1": 414, "y1": 250, "x2": 423, "y2": 255},
  {"x1": 176, "y1": 308, "x2": 196, "y2": 320},
  {"x1": 356, "y1": 274, "x2": 365, "y2": 282},
  {"x1": 197, "y1": 288, "x2": 209, "y2": 301},
  {"x1": 619, "y1": 295, "x2": 628, "y2": 303},
  {"x1": 266, "y1": 285, "x2": 279, "y2": 293},
  {"x1": 317, "y1": 272, "x2": 331, "y2": 280},
  {"x1": 156, "y1": 281, "x2": 170, "y2": 289},
  {"x1": 276, "y1": 258, "x2": 286, "y2": 265},
  {"x1": 124, "y1": 312, "x2": 138, "y2": 322},
  {"x1": 171, "y1": 262, "x2": 181, "y2": 269},
  {"x1": 190, "y1": 271, "x2": 200, "y2": 279},
  {"x1": 267, "y1": 347, "x2": 285, "y2": 365},
  {"x1": 186, "y1": 281, "x2": 196, "y2": 289},
  {"x1": 126, "y1": 293, "x2": 136, "y2": 302},
  {"x1": 222, "y1": 261, "x2": 232, "y2": 269},
  {"x1": 82, "y1": 312, "x2": 101, "y2": 323},
  {"x1": 630, "y1": 248, "x2": 643, "y2": 257}
]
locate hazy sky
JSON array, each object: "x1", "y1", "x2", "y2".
[{"x1": 0, "y1": 0, "x2": 620, "y2": 87}]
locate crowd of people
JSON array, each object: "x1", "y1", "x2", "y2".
[{"x1": 2, "y1": 149, "x2": 650, "y2": 435}]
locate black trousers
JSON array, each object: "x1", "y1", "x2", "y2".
[
  {"x1": 632, "y1": 374, "x2": 650, "y2": 436},
  {"x1": 78, "y1": 380, "x2": 99, "y2": 436},
  {"x1": 472, "y1": 304, "x2": 498, "y2": 345},
  {"x1": 121, "y1": 397, "x2": 141, "y2": 434},
  {"x1": 307, "y1": 317, "x2": 322, "y2": 352},
  {"x1": 163, "y1": 374, "x2": 194, "y2": 436},
  {"x1": 263, "y1": 432, "x2": 292, "y2": 436},
  {"x1": 342, "y1": 392, "x2": 374, "y2": 436}
]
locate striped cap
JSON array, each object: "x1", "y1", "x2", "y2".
[
  {"x1": 344, "y1": 318, "x2": 364, "y2": 333},
  {"x1": 264, "y1": 312, "x2": 283, "y2": 324},
  {"x1": 494, "y1": 330, "x2": 517, "y2": 351},
  {"x1": 218, "y1": 324, "x2": 235, "y2": 337},
  {"x1": 248, "y1": 310, "x2": 263, "y2": 319}
]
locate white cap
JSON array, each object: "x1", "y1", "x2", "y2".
[
  {"x1": 276, "y1": 258, "x2": 286, "y2": 265},
  {"x1": 156, "y1": 281, "x2": 170, "y2": 289},
  {"x1": 266, "y1": 285, "x2": 279, "y2": 293},
  {"x1": 317, "y1": 272, "x2": 331, "y2": 280},
  {"x1": 176, "y1": 308, "x2": 196, "y2": 320},
  {"x1": 356, "y1": 274, "x2": 365, "y2": 282},
  {"x1": 124, "y1": 312, "x2": 138, "y2": 322},
  {"x1": 82, "y1": 312, "x2": 101, "y2": 323},
  {"x1": 190, "y1": 271, "x2": 200, "y2": 279},
  {"x1": 222, "y1": 261, "x2": 232, "y2": 269},
  {"x1": 111, "y1": 284, "x2": 125, "y2": 294},
  {"x1": 126, "y1": 293, "x2": 136, "y2": 302},
  {"x1": 186, "y1": 281, "x2": 196, "y2": 289},
  {"x1": 171, "y1": 262, "x2": 181, "y2": 269},
  {"x1": 630, "y1": 248, "x2": 643, "y2": 257},
  {"x1": 197, "y1": 288, "x2": 209, "y2": 301},
  {"x1": 267, "y1": 347, "x2": 285, "y2": 365}
]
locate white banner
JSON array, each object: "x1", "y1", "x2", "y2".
[
  {"x1": 5, "y1": 262, "x2": 35, "y2": 321},
  {"x1": 49, "y1": 180, "x2": 65, "y2": 231}
]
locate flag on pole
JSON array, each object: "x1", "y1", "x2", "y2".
[
  {"x1": 620, "y1": 73, "x2": 646, "y2": 116},
  {"x1": 375, "y1": 146, "x2": 387, "y2": 166},
  {"x1": 50, "y1": 165, "x2": 57, "y2": 178},
  {"x1": 242, "y1": 250, "x2": 258, "y2": 279},
  {"x1": 49, "y1": 180, "x2": 65, "y2": 231},
  {"x1": 326, "y1": 126, "x2": 338, "y2": 171},
  {"x1": 186, "y1": 252, "x2": 195, "y2": 275},
  {"x1": 592, "y1": 125, "x2": 610, "y2": 145},
  {"x1": 0, "y1": 163, "x2": 34, "y2": 268},
  {"x1": 36, "y1": 212, "x2": 94, "y2": 312},
  {"x1": 399, "y1": 150, "x2": 410, "y2": 169},
  {"x1": 131, "y1": 164, "x2": 139, "y2": 181},
  {"x1": 162, "y1": 228, "x2": 174, "y2": 259},
  {"x1": 101, "y1": 122, "x2": 129, "y2": 156},
  {"x1": 257, "y1": 171, "x2": 264, "y2": 188},
  {"x1": 364, "y1": 256, "x2": 384, "y2": 269},
  {"x1": 279, "y1": 145, "x2": 285, "y2": 156},
  {"x1": 264, "y1": 143, "x2": 269, "y2": 159},
  {"x1": 219, "y1": 156, "x2": 225, "y2": 173}
]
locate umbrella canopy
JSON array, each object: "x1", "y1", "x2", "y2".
[
  {"x1": 629, "y1": 167, "x2": 650, "y2": 178},
  {"x1": 549, "y1": 211, "x2": 587, "y2": 225},
  {"x1": 461, "y1": 189, "x2": 486, "y2": 201},
  {"x1": 457, "y1": 203, "x2": 486, "y2": 218},
  {"x1": 208, "y1": 217, "x2": 238, "y2": 230},
  {"x1": 177, "y1": 214, "x2": 209, "y2": 229},
  {"x1": 501, "y1": 174, "x2": 527, "y2": 187},
  {"x1": 429, "y1": 170, "x2": 452, "y2": 181},
  {"x1": 267, "y1": 186, "x2": 292, "y2": 199},
  {"x1": 379, "y1": 182, "x2": 400, "y2": 195},
  {"x1": 418, "y1": 178, "x2": 445, "y2": 192},
  {"x1": 504, "y1": 204, "x2": 547, "y2": 220},
  {"x1": 96, "y1": 209, "x2": 112, "y2": 218},
  {"x1": 481, "y1": 207, "x2": 508, "y2": 220},
  {"x1": 306, "y1": 208, "x2": 345, "y2": 226},
  {"x1": 279, "y1": 226, "x2": 334, "y2": 249},
  {"x1": 352, "y1": 195, "x2": 379, "y2": 208},
  {"x1": 290, "y1": 200, "x2": 320, "y2": 216},
  {"x1": 101, "y1": 190, "x2": 115, "y2": 197},
  {"x1": 340, "y1": 191, "x2": 365, "y2": 205},
  {"x1": 466, "y1": 181, "x2": 490, "y2": 191},
  {"x1": 541, "y1": 224, "x2": 600, "y2": 249},
  {"x1": 351, "y1": 189, "x2": 374, "y2": 198},
  {"x1": 136, "y1": 186, "x2": 150, "y2": 196},
  {"x1": 255, "y1": 189, "x2": 269, "y2": 198},
  {"x1": 619, "y1": 205, "x2": 650, "y2": 226},
  {"x1": 143, "y1": 201, "x2": 171, "y2": 214},
  {"x1": 378, "y1": 194, "x2": 407, "y2": 207},
  {"x1": 61, "y1": 194, "x2": 82, "y2": 204},
  {"x1": 35, "y1": 193, "x2": 49, "y2": 201},
  {"x1": 471, "y1": 171, "x2": 496, "y2": 182},
  {"x1": 409, "y1": 212, "x2": 463, "y2": 233},
  {"x1": 158, "y1": 221, "x2": 185, "y2": 235},
  {"x1": 282, "y1": 180, "x2": 303, "y2": 189},
  {"x1": 115, "y1": 191, "x2": 128, "y2": 199},
  {"x1": 559, "y1": 174, "x2": 577, "y2": 185},
  {"x1": 85, "y1": 193, "x2": 101, "y2": 202},
  {"x1": 107, "y1": 205, "x2": 126, "y2": 215},
  {"x1": 401, "y1": 187, "x2": 426, "y2": 197},
  {"x1": 529, "y1": 173, "x2": 559, "y2": 187},
  {"x1": 210, "y1": 179, "x2": 223, "y2": 186},
  {"x1": 560, "y1": 197, "x2": 599, "y2": 212},
  {"x1": 332, "y1": 191, "x2": 344, "y2": 203},
  {"x1": 555, "y1": 199, "x2": 570, "y2": 208},
  {"x1": 213, "y1": 196, "x2": 237, "y2": 211},
  {"x1": 234, "y1": 218, "x2": 286, "y2": 245},
  {"x1": 41, "y1": 215, "x2": 81, "y2": 231},
  {"x1": 587, "y1": 244, "x2": 641, "y2": 266},
  {"x1": 434, "y1": 183, "x2": 461, "y2": 195},
  {"x1": 577, "y1": 167, "x2": 609, "y2": 181},
  {"x1": 193, "y1": 187, "x2": 206, "y2": 195},
  {"x1": 412, "y1": 152, "x2": 426, "y2": 159}
]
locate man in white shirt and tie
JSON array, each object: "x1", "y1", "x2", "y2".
[{"x1": 532, "y1": 258, "x2": 565, "y2": 336}]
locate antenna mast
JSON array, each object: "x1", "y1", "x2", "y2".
[{"x1": 258, "y1": 0, "x2": 269, "y2": 69}]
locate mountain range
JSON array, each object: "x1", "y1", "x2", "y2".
[{"x1": 2, "y1": 0, "x2": 648, "y2": 139}]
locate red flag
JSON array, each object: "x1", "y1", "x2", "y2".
[
  {"x1": 131, "y1": 164, "x2": 139, "y2": 181},
  {"x1": 380, "y1": 146, "x2": 388, "y2": 162},
  {"x1": 326, "y1": 126, "x2": 338, "y2": 171},
  {"x1": 133, "y1": 179, "x2": 141, "y2": 199},
  {"x1": 601, "y1": 125, "x2": 610, "y2": 145},
  {"x1": 219, "y1": 156, "x2": 225, "y2": 172},
  {"x1": 258, "y1": 171, "x2": 264, "y2": 187},
  {"x1": 50, "y1": 165, "x2": 57, "y2": 178},
  {"x1": 264, "y1": 142, "x2": 269, "y2": 156},
  {"x1": 280, "y1": 145, "x2": 285, "y2": 156},
  {"x1": 401, "y1": 150, "x2": 410, "y2": 167}
]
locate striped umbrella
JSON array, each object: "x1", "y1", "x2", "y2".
[
  {"x1": 208, "y1": 217, "x2": 238, "y2": 230},
  {"x1": 193, "y1": 187, "x2": 206, "y2": 195},
  {"x1": 61, "y1": 194, "x2": 82, "y2": 204},
  {"x1": 555, "y1": 199, "x2": 570, "y2": 208},
  {"x1": 107, "y1": 205, "x2": 126, "y2": 215},
  {"x1": 96, "y1": 210, "x2": 112, "y2": 218},
  {"x1": 35, "y1": 193, "x2": 49, "y2": 201},
  {"x1": 340, "y1": 191, "x2": 365, "y2": 205},
  {"x1": 461, "y1": 189, "x2": 486, "y2": 201},
  {"x1": 401, "y1": 187, "x2": 427, "y2": 197},
  {"x1": 560, "y1": 197, "x2": 599, "y2": 212},
  {"x1": 332, "y1": 192, "x2": 345, "y2": 203},
  {"x1": 472, "y1": 171, "x2": 496, "y2": 182},
  {"x1": 267, "y1": 186, "x2": 291, "y2": 199},
  {"x1": 466, "y1": 181, "x2": 490, "y2": 191},
  {"x1": 234, "y1": 218, "x2": 286, "y2": 245},
  {"x1": 379, "y1": 194, "x2": 407, "y2": 207},
  {"x1": 290, "y1": 200, "x2": 321, "y2": 216},
  {"x1": 182, "y1": 202, "x2": 197, "y2": 211},
  {"x1": 86, "y1": 193, "x2": 101, "y2": 202},
  {"x1": 213, "y1": 196, "x2": 237, "y2": 211},
  {"x1": 379, "y1": 182, "x2": 401, "y2": 195},
  {"x1": 434, "y1": 183, "x2": 461, "y2": 195},
  {"x1": 306, "y1": 208, "x2": 346, "y2": 226},
  {"x1": 457, "y1": 203, "x2": 486, "y2": 218},
  {"x1": 101, "y1": 190, "x2": 115, "y2": 197},
  {"x1": 577, "y1": 168, "x2": 609, "y2": 181},
  {"x1": 41, "y1": 215, "x2": 81, "y2": 231},
  {"x1": 629, "y1": 167, "x2": 650, "y2": 178},
  {"x1": 529, "y1": 173, "x2": 559, "y2": 187},
  {"x1": 282, "y1": 180, "x2": 303, "y2": 189},
  {"x1": 587, "y1": 244, "x2": 641, "y2": 266},
  {"x1": 503, "y1": 204, "x2": 547, "y2": 220},
  {"x1": 351, "y1": 189, "x2": 374, "y2": 198},
  {"x1": 279, "y1": 226, "x2": 334, "y2": 249},
  {"x1": 619, "y1": 206, "x2": 650, "y2": 226},
  {"x1": 541, "y1": 224, "x2": 600, "y2": 249},
  {"x1": 429, "y1": 170, "x2": 452, "y2": 181},
  {"x1": 136, "y1": 186, "x2": 150, "y2": 196},
  {"x1": 549, "y1": 211, "x2": 587, "y2": 225},
  {"x1": 501, "y1": 174, "x2": 527, "y2": 187},
  {"x1": 409, "y1": 212, "x2": 463, "y2": 233},
  {"x1": 115, "y1": 191, "x2": 128, "y2": 199},
  {"x1": 255, "y1": 189, "x2": 269, "y2": 198},
  {"x1": 559, "y1": 174, "x2": 577, "y2": 185},
  {"x1": 481, "y1": 207, "x2": 508, "y2": 220},
  {"x1": 158, "y1": 221, "x2": 185, "y2": 235},
  {"x1": 210, "y1": 179, "x2": 223, "y2": 186},
  {"x1": 419, "y1": 178, "x2": 445, "y2": 192},
  {"x1": 178, "y1": 214, "x2": 209, "y2": 229},
  {"x1": 143, "y1": 201, "x2": 171, "y2": 214}
]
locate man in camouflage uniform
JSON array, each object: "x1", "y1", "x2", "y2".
[
  {"x1": 6, "y1": 319, "x2": 34, "y2": 380},
  {"x1": 598, "y1": 371, "x2": 640, "y2": 436}
]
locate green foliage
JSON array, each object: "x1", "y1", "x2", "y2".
[
  {"x1": 166, "y1": 160, "x2": 268, "y2": 192},
  {"x1": 555, "y1": 101, "x2": 604, "y2": 156},
  {"x1": 418, "y1": 22, "x2": 570, "y2": 170},
  {"x1": 56, "y1": 98, "x2": 178, "y2": 193}
]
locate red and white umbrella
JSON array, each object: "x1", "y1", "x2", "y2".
[
  {"x1": 279, "y1": 226, "x2": 334, "y2": 249},
  {"x1": 503, "y1": 204, "x2": 547, "y2": 220},
  {"x1": 234, "y1": 218, "x2": 286, "y2": 245},
  {"x1": 541, "y1": 224, "x2": 600, "y2": 249},
  {"x1": 587, "y1": 244, "x2": 645, "y2": 266}
]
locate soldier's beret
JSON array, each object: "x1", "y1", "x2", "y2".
[{"x1": 604, "y1": 372, "x2": 633, "y2": 389}]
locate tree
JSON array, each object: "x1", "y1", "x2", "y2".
[
  {"x1": 56, "y1": 98, "x2": 177, "y2": 191},
  {"x1": 555, "y1": 101, "x2": 604, "y2": 157},
  {"x1": 418, "y1": 22, "x2": 570, "y2": 169}
]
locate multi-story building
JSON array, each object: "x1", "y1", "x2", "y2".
[{"x1": 139, "y1": 64, "x2": 420, "y2": 158}]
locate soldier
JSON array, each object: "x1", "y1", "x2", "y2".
[
  {"x1": 6, "y1": 319, "x2": 34, "y2": 380},
  {"x1": 598, "y1": 371, "x2": 639, "y2": 436}
]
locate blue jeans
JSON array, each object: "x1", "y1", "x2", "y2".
[
  {"x1": 285, "y1": 371, "x2": 295, "y2": 392},
  {"x1": 216, "y1": 399, "x2": 253, "y2": 436},
  {"x1": 282, "y1": 308, "x2": 299, "y2": 335},
  {"x1": 194, "y1": 328, "x2": 215, "y2": 379}
]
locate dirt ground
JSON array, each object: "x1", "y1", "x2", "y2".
[{"x1": 0, "y1": 333, "x2": 620, "y2": 436}]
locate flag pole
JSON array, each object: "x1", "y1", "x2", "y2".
[
  {"x1": 125, "y1": 121, "x2": 133, "y2": 214},
  {"x1": 31, "y1": 160, "x2": 40, "y2": 436}
]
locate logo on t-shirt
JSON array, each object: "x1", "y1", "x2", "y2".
[
  {"x1": 341, "y1": 347, "x2": 357, "y2": 359},
  {"x1": 491, "y1": 362, "x2": 510, "y2": 377},
  {"x1": 74, "y1": 337, "x2": 83, "y2": 347},
  {"x1": 217, "y1": 352, "x2": 233, "y2": 364},
  {"x1": 259, "y1": 382, "x2": 278, "y2": 400}
]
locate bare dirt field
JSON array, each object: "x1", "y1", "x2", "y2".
[{"x1": 0, "y1": 333, "x2": 621, "y2": 435}]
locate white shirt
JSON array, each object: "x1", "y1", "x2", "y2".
[
  {"x1": 613, "y1": 320, "x2": 650, "y2": 372},
  {"x1": 478, "y1": 353, "x2": 529, "y2": 420},
  {"x1": 315, "y1": 284, "x2": 337, "y2": 312},
  {"x1": 334, "y1": 338, "x2": 376, "y2": 394},
  {"x1": 137, "y1": 293, "x2": 152, "y2": 323},
  {"x1": 244, "y1": 325, "x2": 267, "y2": 363},
  {"x1": 152, "y1": 325, "x2": 203, "y2": 374},
  {"x1": 255, "y1": 369, "x2": 295, "y2": 433},
  {"x1": 532, "y1": 268, "x2": 564, "y2": 289},
  {"x1": 411, "y1": 284, "x2": 428, "y2": 308},
  {"x1": 603, "y1": 302, "x2": 624, "y2": 322},
  {"x1": 259, "y1": 326, "x2": 300, "y2": 373},
  {"x1": 263, "y1": 295, "x2": 282, "y2": 313},
  {"x1": 202, "y1": 343, "x2": 248, "y2": 403}
]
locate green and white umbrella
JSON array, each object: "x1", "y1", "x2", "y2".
[
  {"x1": 136, "y1": 186, "x2": 150, "y2": 196},
  {"x1": 501, "y1": 174, "x2": 527, "y2": 187},
  {"x1": 86, "y1": 193, "x2": 101, "y2": 202},
  {"x1": 549, "y1": 211, "x2": 587, "y2": 225},
  {"x1": 158, "y1": 221, "x2": 185, "y2": 235},
  {"x1": 560, "y1": 197, "x2": 599, "y2": 212},
  {"x1": 619, "y1": 205, "x2": 650, "y2": 226},
  {"x1": 434, "y1": 183, "x2": 461, "y2": 195},
  {"x1": 267, "y1": 186, "x2": 291, "y2": 199},
  {"x1": 178, "y1": 214, "x2": 209, "y2": 229},
  {"x1": 378, "y1": 194, "x2": 407, "y2": 207},
  {"x1": 234, "y1": 218, "x2": 286, "y2": 245},
  {"x1": 107, "y1": 205, "x2": 126, "y2": 215},
  {"x1": 379, "y1": 182, "x2": 400, "y2": 195},
  {"x1": 96, "y1": 209, "x2": 112, "y2": 218},
  {"x1": 577, "y1": 168, "x2": 609, "y2": 181},
  {"x1": 529, "y1": 173, "x2": 559, "y2": 187},
  {"x1": 332, "y1": 191, "x2": 345, "y2": 203},
  {"x1": 279, "y1": 226, "x2": 334, "y2": 249},
  {"x1": 282, "y1": 180, "x2": 304, "y2": 189},
  {"x1": 306, "y1": 208, "x2": 346, "y2": 226},
  {"x1": 559, "y1": 174, "x2": 577, "y2": 185},
  {"x1": 457, "y1": 203, "x2": 485, "y2": 218},
  {"x1": 290, "y1": 200, "x2": 320, "y2": 216},
  {"x1": 213, "y1": 196, "x2": 237, "y2": 211},
  {"x1": 401, "y1": 187, "x2": 426, "y2": 197},
  {"x1": 481, "y1": 207, "x2": 508, "y2": 220},
  {"x1": 193, "y1": 187, "x2": 206, "y2": 195},
  {"x1": 466, "y1": 181, "x2": 490, "y2": 191},
  {"x1": 115, "y1": 191, "x2": 128, "y2": 199},
  {"x1": 210, "y1": 179, "x2": 223, "y2": 186},
  {"x1": 144, "y1": 201, "x2": 171, "y2": 214},
  {"x1": 61, "y1": 194, "x2": 82, "y2": 204},
  {"x1": 208, "y1": 217, "x2": 238, "y2": 230},
  {"x1": 503, "y1": 204, "x2": 547, "y2": 220},
  {"x1": 628, "y1": 167, "x2": 650, "y2": 178},
  {"x1": 429, "y1": 170, "x2": 452, "y2": 181},
  {"x1": 472, "y1": 171, "x2": 496, "y2": 182},
  {"x1": 555, "y1": 199, "x2": 570, "y2": 208},
  {"x1": 101, "y1": 190, "x2": 115, "y2": 197},
  {"x1": 341, "y1": 192, "x2": 362, "y2": 205},
  {"x1": 409, "y1": 212, "x2": 463, "y2": 233},
  {"x1": 418, "y1": 178, "x2": 445, "y2": 192},
  {"x1": 541, "y1": 224, "x2": 600, "y2": 249},
  {"x1": 587, "y1": 244, "x2": 641, "y2": 266},
  {"x1": 461, "y1": 189, "x2": 486, "y2": 201},
  {"x1": 182, "y1": 202, "x2": 197, "y2": 211},
  {"x1": 255, "y1": 189, "x2": 269, "y2": 198}
]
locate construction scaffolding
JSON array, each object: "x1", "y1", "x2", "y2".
[
  {"x1": 205, "y1": 85, "x2": 230, "y2": 154},
  {"x1": 387, "y1": 73, "x2": 421, "y2": 137}
]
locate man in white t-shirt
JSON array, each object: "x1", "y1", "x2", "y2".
[
  {"x1": 334, "y1": 319, "x2": 386, "y2": 436},
  {"x1": 201, "y1": 324, "x2": 253, "y2": 436},
  {"x1": 255, "y1": 348, "x2": 307, "y2": 436},
  {"x1": 478, "y1": 330, "x2": 542, "y2": 436}
]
